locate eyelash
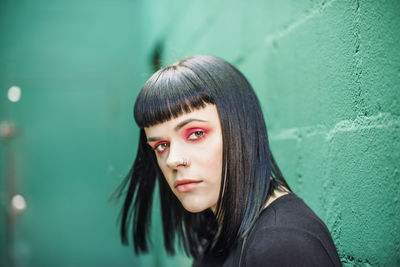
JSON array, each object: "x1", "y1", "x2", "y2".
[{"x1": 152, "y1": 129, "x2": 207, "y2": 154}]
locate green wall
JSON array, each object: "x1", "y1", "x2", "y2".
[
  {"x1": 0, "y1": 0, "x2": 190, "y2": 266},
  {"x1": 1, "y1": 1, "x2": 399, "y2": 267}
]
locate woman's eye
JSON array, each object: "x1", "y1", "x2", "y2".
[
  {"x1": 154, "y1": 143, "x2": 168, "y2": 153},
  {"x1": 187, "y1": 130, "x2": 205, "y2": 140}
]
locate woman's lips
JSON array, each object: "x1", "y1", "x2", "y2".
[{"x1": 174, "y1": 179, "x2": 202, "y2": 192}]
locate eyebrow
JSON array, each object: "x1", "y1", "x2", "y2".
[{"x1": 147, "y1": 118, "x2": 208, "y2": 142}]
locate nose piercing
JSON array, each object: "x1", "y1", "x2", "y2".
[{"x1": 182, "y1": 158, "x2": 188, "y2": 166}]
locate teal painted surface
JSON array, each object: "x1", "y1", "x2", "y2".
[
  {"x1": 0, "y1": 0, "x2": 190, "y2": 266},
  {"x1": 1, "y1": 0, "x2": 399, "y2": 267},
  {"x1": 142, "y1": 0, "x2": 400, "y2": 266}
]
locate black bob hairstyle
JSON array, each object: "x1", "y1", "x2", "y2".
[{"x1": 116, "y1": 55, "x2": 291, "y2": 259}]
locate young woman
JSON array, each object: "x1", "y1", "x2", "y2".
[{"x1": 116, "y1": 55, "x2": 342, "y2": 266}]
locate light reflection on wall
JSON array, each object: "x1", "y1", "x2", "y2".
[
  {"x1": 7, "y1": 86, "x2": 21, "y2": 103},
  {"x1": 11, "y1": 194, "x2": 27, "y2": 213}
]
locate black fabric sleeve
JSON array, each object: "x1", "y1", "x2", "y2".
[{"x1": 243, "y1": 226, "x2": 339, "y2": 267}]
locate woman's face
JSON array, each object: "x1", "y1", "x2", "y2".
[{"x1": 144, "y1": 104, "x2": 223, "y2": 213}]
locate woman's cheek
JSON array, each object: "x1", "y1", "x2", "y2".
[{"x1": 156, "y1": 157, "x2": 168, "y2": 172}]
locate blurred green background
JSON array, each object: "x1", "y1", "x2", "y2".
[{"x1": 0, "y1": 0, "x2": 399, "y2": 267}]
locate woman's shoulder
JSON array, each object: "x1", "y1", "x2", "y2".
[
  {"x1": 243, "y1": 225, "x2": 340, "y2": 267},
  {"x1": 242, "y1": 193, "x2": 342, "y2": 267}
]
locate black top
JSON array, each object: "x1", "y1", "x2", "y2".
[{"x1": 193, "y1": 193, "x2": 342, "y2": 267}]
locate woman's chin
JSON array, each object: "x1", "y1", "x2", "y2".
[
  {"x1": 180, "y1": 199, "x2": 214, "y2": 213},
  {"x1": 182, "y1": 204, "x2": 208, "y2": 213},
  {"x1": 177, "y1": 194, "x2": 218, "y2": 213}
]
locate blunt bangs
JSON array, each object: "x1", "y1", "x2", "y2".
[{"x1": 134, "y1": 65, "x2": 215, "y2": 128}]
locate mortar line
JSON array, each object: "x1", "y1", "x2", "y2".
[
  {"x1": 264, "y1": 0, "x2": 336, "y2": 47},
  {"x1": 352, "y1": 0, "x2": 366, "y2": 115},
  {"x1": 235, "y1": 0, "x2": 336, "y2": 65},
  {"x1": 270, "y1": 112, "x2": 400, "y2": 141}
]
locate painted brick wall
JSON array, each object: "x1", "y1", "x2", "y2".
[
  {"x1": 140, "y1": 0, "x2": 400, "y2": 266},
  {"x1": 1, "y1": 1, "x2": 398, "y2": 266}
]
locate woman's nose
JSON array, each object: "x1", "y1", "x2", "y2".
[{"x1": 166, "y1": 143, "x2": 190, "y2": 169}]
